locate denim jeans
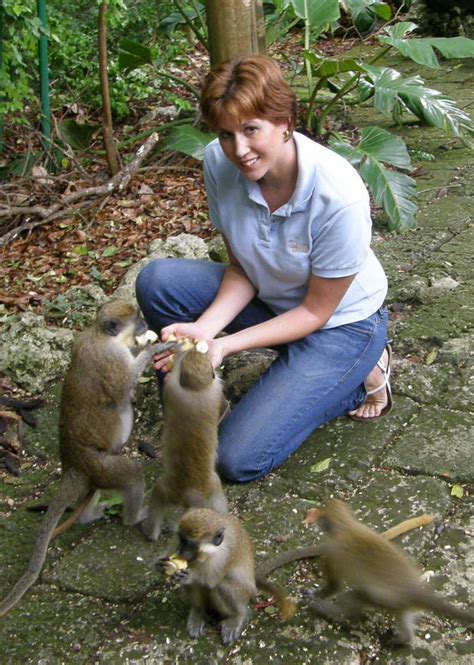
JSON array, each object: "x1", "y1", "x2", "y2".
[{"x1": 136, "y1": 258, "x2": 389, "y2": 483}]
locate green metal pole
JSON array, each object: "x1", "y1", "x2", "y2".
[{"x1": 37, "y1": 0, "x2": 51, "y2": 152}]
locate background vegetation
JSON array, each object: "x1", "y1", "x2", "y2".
[{"x1": 1, "y1": 0, "x2": 473, "y2": 234}]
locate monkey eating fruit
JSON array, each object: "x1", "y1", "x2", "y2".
[
  {"x1": 161, "y1": 508, "x2": 297, "y2": 645},
  {"x1": 306, "y1": 499, "x2": 474, "y2": 645},
  {"x1": 0, "y1": 300, "x2": 173, "y2": 617},
  {"x1": 142, "y1": 346, "x2": 228, "y2": 541}
]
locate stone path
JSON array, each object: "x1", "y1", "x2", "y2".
[{"x1": 0, "y1": 58, "x2": 473, "y2": 664}]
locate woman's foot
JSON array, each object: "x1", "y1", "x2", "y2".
[{"x1": 348, "y1": 346, "x2": 392, "y2": 421}]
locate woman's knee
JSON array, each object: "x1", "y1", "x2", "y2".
[
  {"x1": 136, "y1": 259, "x2": 174, "y2": 306},
  {"x1": 217, "y1": 444, "x2": 270, "y2": 484}
]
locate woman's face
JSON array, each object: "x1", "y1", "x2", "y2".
[{"x1": 216, "y1": 117, "x2": 292, "y2": 183}]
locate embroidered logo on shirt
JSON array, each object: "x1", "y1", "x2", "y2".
[{"x1": 288, "y1": 239, "x2": 310, "y2": 253}]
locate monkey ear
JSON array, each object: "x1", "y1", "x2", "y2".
[{"x1": 212, "y1": 527, "x2": 225, "y2": 546}]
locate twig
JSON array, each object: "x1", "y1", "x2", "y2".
[{"x1": 0, "y1": 132, "x2": 159, "y2": 247}]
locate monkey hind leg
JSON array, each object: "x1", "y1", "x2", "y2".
[
  {"x1": 142, "y1": 482, "x2": 169, "y2": 541},
  {"x1": 207, "y1": 475, "x2": 228, "y2": 514},
  {"x1": 308, "y1": 591, "x2": 365, "y2": 627},
  {"x1": 94, "y1": 456, "x2": 145, "y2": 526},
  {"x1": 392, "y1": 610, "x2": 418, "y2": 645},
  {"x1": 77, "y1": 490, "x2": 105, "y2": 524}
]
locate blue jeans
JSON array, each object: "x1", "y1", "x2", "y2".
[{"x1": 136, "y1": 259, "x2": 389, "y2": 483}]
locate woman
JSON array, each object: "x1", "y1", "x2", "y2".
[{"x1": 136, "y1": 55, "x2": 391, "y2": 483}]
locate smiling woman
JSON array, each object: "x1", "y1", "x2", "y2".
[{"x1": 135, "y1": 55, "x2": 392, "y2": 483}]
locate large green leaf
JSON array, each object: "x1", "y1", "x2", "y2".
[
  {"x1": 428, "y1": 37, "x2": 474, "y2": 59},
  {"x1": 118, "y1": 39, "x2": 153, "y2": 72},
  {"x1": 290, "y1": 0, "x2": 339, "y2": 35},
  {"x1": 360, "y1": 157, "x2": 417, "y2": 231},
  {"x1": 160, "y1": 125, "x2": 214, "y2": 160},
  {"x1": 358, "y1": 127, "x2": 413, "y2": 170},
  {"x1": 378, "y1": 27, "x2": 474, "y2": 68},
  {"x1": 60, "y1": 119, "x2": 100, "y2": 150},
  {"x1": 304, "y1": 51, "x2": 364, "y2": 77},
  {"x1": 330, "y1": 132, "x2": 417, "y2": 231},
  {"x1": 362, "y1": 65, "x2": 474, "y2": 143},
  {"x1": 345, "y1": 0, "x2": 391, "y2": 33}
]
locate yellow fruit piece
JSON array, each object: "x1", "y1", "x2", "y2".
[
  {"x1": 162, "y1": 554, "x2": 188, "y2": 576},
  {"x1": 179, "y1": 338, "x2": 194, "y2": 351},
  {"x1": 167, "y1": 333, "x2": 177, "y2": 342}
]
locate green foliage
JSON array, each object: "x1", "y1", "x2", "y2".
[
  {"x1": 378, "y1": 22, "x2": 474, "y2": 67},
  {"x1": 361, "y1": 64, "x2": 474, "y2": 145},
  {"x1": 282, "y1": 12, "x2": 474, "y2": 230},
  {"x1": 159, "y1": 125, "x2": 215, "y2": 160},
  {"x1": 2, "y1": 0, "x2": 189, "y2": 121},
  {"x1": 159, "y1": 0, "x2": 207, "y2": 47},
  {"x1": 330, "y1": 128, "x2": 417, "y2": 231},
  {"x1": 344, "y1": 0, "x2": 391, "y2": 34},
  {"x1": 60, "y1": 120, "x2": 101, "y2": 150},
  {"x1": 0, "y1": 0, "x2": 46, "y2": 115}
]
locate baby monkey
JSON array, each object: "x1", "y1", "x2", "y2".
[
  {"x1": 307, "y1": 499, "x2": 474, "y2": 644},
  {"x1": 142, "y1": 346, "x2": 228, "y2": 541},
  {"x1": 162, "y1": 508, "x2": 296, "y2": 645},
  {"x1": 0, "y1": 300, "x2": 172, "y2": 616}
]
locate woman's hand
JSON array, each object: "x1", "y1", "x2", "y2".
[{"x1": 153, "y1": 322, "x2": 225, "y2": 372}]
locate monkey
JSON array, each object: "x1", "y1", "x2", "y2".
[
  {"x1": 161, "y1": 507, "x2": 297, "y2": 645},
  {"x1": 256, "y1": 513, "x2": 434, "y2": 577},
  {"x1": 304, "y1": 499, "x2": 474, "y2": 645},
  {"x1": 0, "y1": 299, "x2": 175, "y2": 617},
  {"x1": 141, "y1": 347, "x2": 228, "y2": 542}
]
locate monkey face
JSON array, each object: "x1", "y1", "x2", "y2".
[
  {"x1": 177, "y1": 526, "x2": 225, "y2": 562},
  {"x1": 96, "y1": 300, "x2": 151, "y2": 349}
]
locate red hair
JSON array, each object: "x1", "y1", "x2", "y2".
[{"x1": 200, "y1": 55, "x2": 297, "y2": 130}]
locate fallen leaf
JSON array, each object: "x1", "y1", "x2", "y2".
[
  {"x1": 310, "y1": 457, "x2": 331, "y2": 473},
  {"x1": 450, "y1": 484, "x2": 464, "y2": 499}
]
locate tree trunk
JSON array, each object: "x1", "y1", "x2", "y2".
[
  {"x1": 206, "y1": 0, "x2": 265, "y2": 68},
  {"x1": 98, "y1": 2, "x2": 120, "y2": 175}
]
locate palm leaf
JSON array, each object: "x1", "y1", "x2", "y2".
[{"x1": 330, "y1": 130, "x2": 417, "y2": 231}]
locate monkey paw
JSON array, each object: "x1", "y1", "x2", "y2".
[
  {"x1": 186, "y1": 612, "x2": 206, "y2": 640},
  {"x1": 172, "y1": 568, "x2": 190, "y2": 585},
  {"x1": 220, "y1": 620, "x2": 243, "y2": 646}
]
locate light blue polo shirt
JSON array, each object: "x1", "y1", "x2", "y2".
[{"x1": 203, "y1": 131, "x2": 387, "y2": 329}]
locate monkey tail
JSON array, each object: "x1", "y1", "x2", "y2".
[
  {"x1": 256, "y1": 576, "x2": 298, "y2": 620},
  {"x1": 0, "y1": 476, "x2": 85, "y2": 617},
  {"x1": 52, "y1": 489, "x2": 96, "y2": 538},
  {"x1": 417, "y1": 589, "x2": 474, "y2": 626},
  {"x1": 256, "y1": 545, "x2": 323, "y2": 578}
]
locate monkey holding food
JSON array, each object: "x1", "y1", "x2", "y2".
[
  {"x1": 142, "y1": 343, "x2": 228, "y2": 541},
  {"x1": 306, "y1": 499, "x2": 474, "y2": 644},
  {"x1": 0, "y1": 300, "x2": 173, "y2": 617},
  {"x1": 161, "y1": 507, "x2": 296, "y2": 645}
]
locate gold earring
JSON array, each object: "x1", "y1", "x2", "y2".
[{"x1": 283, "y1": 129, "x2": 291, "y2": 142}]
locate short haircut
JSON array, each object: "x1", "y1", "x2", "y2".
[{"x1": 200, "y1": 55, "x2": 297, "y2": 131}]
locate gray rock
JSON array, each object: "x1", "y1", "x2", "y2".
[
  {"x1": 0, "y1": 311, "x2": 73, "y2": 394},
  {"x1": 113, "y1": 232, "x2": 210, "y2": 301}
]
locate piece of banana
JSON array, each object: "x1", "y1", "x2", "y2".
[
  {"x1": 162, "y1": 554, "x2": 188, "y2": 576},
  {"x1": 135, "y1": 330, "x2": 159, "y2": 346},
  {"x1": 195, "y1": 341, "x2": 209, "y2": 354}
]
